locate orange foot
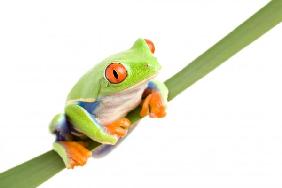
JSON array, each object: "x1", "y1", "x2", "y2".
[
  {"x1": 106, "y1": 118, "x2": 131, "y2": 138},
  {"x1": 140, "y1": 90, "x2": 166, "y2": 118},
  {"x1": 59, "y1": 141, "x2": 92, "y2": 169}
]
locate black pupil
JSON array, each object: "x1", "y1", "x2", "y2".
[{"x1": 113, "y1": 70, "x2": 119, "y2": 79}]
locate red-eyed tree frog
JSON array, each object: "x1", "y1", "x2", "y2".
[{"x1": 49, "y1": 39, "x2": 168, "y2": 169}]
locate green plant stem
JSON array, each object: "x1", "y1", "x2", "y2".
[
  {"x1": 165, "y1": 0, "x2": 282, "y2": 100},
  {"x1": 1, "y1": 1, "x2": 282, "y2": 187}
]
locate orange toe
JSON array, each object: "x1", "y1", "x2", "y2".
[
  {"x1": 149, "y1": 92, "x2": 166, "y2": 118},
  {"x1": 106, "y1": 118, "x2": 131, "y2": 137},
  {"x1": 140, "y1": 91, "x2": 166, "y2": 118},
  {"x1": 140, "y1": 93, "x2": 152, "y2": 117},
  {"x1": 61, "y1": 141, "x2": 91, "y2": 169}
]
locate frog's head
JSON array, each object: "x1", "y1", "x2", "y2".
[
  {"x1": 67, "y1": 39, "x2": 161, "y2": 101},
  {"x1": 98, "y1": 38, "x2": 161, "y2": 96}
]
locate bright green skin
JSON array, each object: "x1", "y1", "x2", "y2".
[
  {"x1": 50, "y1": 39, "x2": 168, "y2": 167},
  {"x1": 67, "y1": 39, "x2": 160, "y2": 100}
]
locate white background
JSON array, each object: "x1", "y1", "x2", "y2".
[{"x1": 1, "y1": 0, "x2": 282, "y2": 187}]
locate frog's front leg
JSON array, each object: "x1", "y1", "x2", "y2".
[
  {"x1": 65, "y1": 104, "x2": 120, "y2": 144},
  {"x1": 140, "y1": 80, "x2": 168, "y2": 118}
]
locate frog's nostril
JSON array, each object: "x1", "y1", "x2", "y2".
[{"x1": 145, "y1": 39, "x2": 155, "y2": 54}]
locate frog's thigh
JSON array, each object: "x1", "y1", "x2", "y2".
[{"x1": 64, "y1": 104, "x2": 118, "y2": 145}]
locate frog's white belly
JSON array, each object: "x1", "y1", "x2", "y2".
[{"x1": 94, "y1": 82, "x2": 148, "y2": 126}]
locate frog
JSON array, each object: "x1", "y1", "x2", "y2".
[{"x1": 49, "y1": 39, "x2": 168, "y2": 169}]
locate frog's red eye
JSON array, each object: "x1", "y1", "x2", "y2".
[
  {"x1": 145, "y1": 39, "x2": 155, "y2": 54},
  {"x1": 105, "y1": 63, "x2": 127, "y2": 84}
]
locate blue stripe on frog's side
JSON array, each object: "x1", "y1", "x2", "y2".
[
  {"x1": 147, "y1": 81, "x2": 156, "y2": 89},
  {"x1": 78, "y1": 101, "x2": 100, "y2": 114},
  {"x1": 54, "y1": 116, "x2": 71, "y2": 141},
  {"x1": 55, "y1": 116, "x2": 70, "y2": 134}
]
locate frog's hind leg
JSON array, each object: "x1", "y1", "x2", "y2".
[{"x1": 49, "y1": 113, "x2": 91, "y2": 169}]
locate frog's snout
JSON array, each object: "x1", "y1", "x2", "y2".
[
  {"x1": 144, "y1": 61, "x2": 161, "y2": 73},
  {"x1": 145, "y1": 39, "x2": 155, "y2": 54}
]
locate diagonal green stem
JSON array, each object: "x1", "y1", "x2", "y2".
[
  {"x1": 165, "y1": 0, "x2": 282, "y2": 100},
  {"x1": 1, "y1": 1, "x2": 282, "y2": 187},
  {"x1": 0, "y1": 151, "x2": 64, "y2": 188}
]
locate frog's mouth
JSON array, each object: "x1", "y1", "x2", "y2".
[
  {"x1": 123, "y1": 74, "x2": 157, "y2": 92},
  {"x1": 107, "y1": 74, "x2": 157, "y2": 99}
]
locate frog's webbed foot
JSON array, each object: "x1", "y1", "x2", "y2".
[
  {"x1": 105, "y1": 118, "x2": 131, "y2": 138},
  {"x1": 53, "y1": 141, "x2": 92, "y2": 169},
  {"x1": 140, "y1": 89, "x2": 166, "y2": 118}
]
